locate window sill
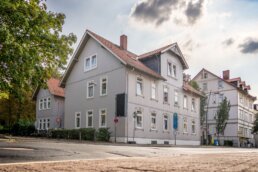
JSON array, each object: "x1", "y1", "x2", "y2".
[
  {"x1": 167, "y1": 75, "x2": 177, "y2": 80},
  {"x1": 150, "y1": 128, "x2": 158, "y2": 132},
  {"x1": 136, "y1": 94, "x2": 144, "y2": 98},
  {"x1": 84, "y1": 66, "x2": 97, "y2": 73},
  {"x1": 86, "y1": 97, "x2": 94, "y2": 99},
  {"x1": 150, "y1": 98, "x2": 158, "y2": 102},
  {"x1": 174, "y1": 104, "x2": 180, "y2": 108},
  {"x1": 183, "y1": 132, "x2": 188, "y2": 135},
  {"x1": 183, "y1": 108, "x2": 188, "y2": 110},
  {"x1": 163, "y1": 130, "x2": 170, "y2": 133},
  {"x1": 100, "y1": 94, "x2": 107, "y2": 97},
  {"x1": 163, "y1": 102, "x2": 170, "y2": 105},
  {"x1": 135, "y1": 127, "x2": 144, "y2": 131},
  {"x1": 99, "y1": 126, "x2": 107, "y2": 128}
]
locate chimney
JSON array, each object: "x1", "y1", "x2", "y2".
[
  {"x1": 223, "y1": 70, "x2": 230, "y2": 80},
  {"x1": 120, "y1": 35, "x2": 127, "y2": 50}
]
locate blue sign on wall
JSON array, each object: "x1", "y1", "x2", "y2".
[{"x1": 173, "y1": 113, "x2": 178, "y2": 130}]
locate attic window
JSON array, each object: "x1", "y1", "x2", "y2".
[
  {"x1": 84, "y1": 54, "x2": 97, "y2": 72},
  {"x1": 203, "y1": 72, "x2": 208, "y2": 79}
]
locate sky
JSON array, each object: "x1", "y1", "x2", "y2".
[{"x1": 46, "y1": 0, "x2": 258, "y2": 101}]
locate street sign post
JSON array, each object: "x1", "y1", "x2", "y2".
[
  {"x1": 114, "y1": 117, "x2": 119, "y2": 143},
  {"x1": 173, "y1": 113, "x2": 178, "y2": 145}
]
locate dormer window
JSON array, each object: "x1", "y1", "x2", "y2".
[
  {"x1": 167, "y1": 62, "x2": 177, "y2": 78},
  {"x1": 84, "y1": 54, "x2": 97, "y2": 72}
]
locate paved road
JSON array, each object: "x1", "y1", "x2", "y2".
[{"x1": 1, "y1": 137, "x2": 258, "y2": 164}]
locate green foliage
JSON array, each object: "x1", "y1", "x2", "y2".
[
  {"x1": 189, "y1": 80, "x2": 200, "y2": 90},
  {"x1": 96, "y1": 128, "x2": 111, "y2": 142},
  {"x1": 0, "y1": 0, "x2": 76, "y2": 106},
  {"x1": 11, "y1": 119, "x2": 35, "y2": 136},
  {"x1": 224, "y1": 140, "x2": 233, "y2": 147},
  {"x1": 50, "y1": 128, "x2": 96, "y2": 141},
  {"x1": 253, "y1": 113, "x2": 258, "y2": 133},
  {"x1": 215, "y1": 97, "x2": 231, "y2": 136},
  {"x1": 0, "y1": 124, "x2": 3, "y2": 130}
]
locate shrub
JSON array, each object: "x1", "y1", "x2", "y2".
[
  {"x1": 224, "y1": 140, "x2": 233, "y2": 147},
  {"x1": 80, "y1": 128, "x2": 95, "y2": 141},
  {"x1": 96, "y1": 128, "x2": 111, "y2": 142},
  {"x1": 11, "y1": 119, "x2": 35, "y2": 136},
  {"x1": 50, "y1": 128, "x2": 96, "y2": 141}
]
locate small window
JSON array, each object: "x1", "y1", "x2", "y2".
[
  {"x1": 218, "y1": 80, "x2": 223, "y2": 89},
  {"x1": 183, "y1": 95, "x2": 187, "y2": 109},
  {"x1": 163, "y1": 86, "x2": 169, "y2": 103},
  {"x1": 136, "y1": 77, "x2": 143, "y2": 96},
  {"x1": 43, "y1": 119, "x2": 46, "y2": 130},
  {"x1": 100, "y1": 77, "x2": 108, "y2": 96},
  {"x1": 43, "y1": 98, "x2": 47, "y2": 109},
  {"x1": 163, "y1": 115, "x2": 168, "y2": 131},
  {"x1": 99, "y1": 109, "x2": 107, "y2": 127},
  {"x1": 47, "y1": 97, "x2": 51, "y2": 109},
  {"x1": 174, "y1": 91, "x2": 179, "y2": 106},
  {"x1": 87, "y1": 81, "x2": 95, "y2": 98},
  {"x1": 151, "y1": 82, "x2": 157, "y2": 99},
  {"x1": 203, "y1": 72, "x2": 208, "y2": 79},
  {"x1": 212, "y1": 94, "x2": 217, "y2": 104},
  {"x1": 183, "y1": 117, "x2": 188, "y2": 133},
  {"x1": 39, "y1": 119, "x2": 42, "y2": 130},
  {"x1": 191, "y1": 120, "x2": 196, "y2": 134},
  {"x1": 87, "y1": 110, "x2": 93, "y2": 127},
  {"x1": 167, "y1": 62, "x2": 172, "y2": 76},
  {"x1": 75, "y1": 112, "x2": 81, "y2": 129},
  {"x1": 136, "y1": 110, "x2": 143, "y2": 128},
  {"x1": 47, "y1": 119, "x2": 50, "y2": 129},
  {"x1": 218, "y1": 94, "x2": 224, "y2": 103},
  {"x1": 203, "y1": 83, "x2": 207, "y2": 91},
  {"x1": 151, "y1": 113, "x2": 157, "y2": 130},
  {"x1": 191, "y1": 98, "x2": 196, "y2": 111},
  {"x1": 39, "y1": 99, "x2": 43, "y2": 110},
  {"x1": 84, "y1": 54, "x2": 97, "y2": 72},
  {"x1": 172, "y1": 64, "x2": 177, "y2": 78}
]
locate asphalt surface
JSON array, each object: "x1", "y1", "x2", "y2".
[{"x1": 1, "y1": 137, "x2": 258, "y2": 164}]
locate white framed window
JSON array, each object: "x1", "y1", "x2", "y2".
[
  {"x1": 151, "y1": 82, "x2": 157, "y2": 100},
  {"x1": 191, "y1": 120, "x2": 196, "y2": 134},
  {"x1": 174, "y1": 90, "x2": 179, "y2": 106},
  {"x1": 84, "y1": 54, "x2": 97, "y2": 72},
  {"x1": 183, "y1": 95, "x2": 187, "y2": 109},
  {"x1": 86, "y1": 110, "x2": 93, "y2": 128},
  {"x1": 43, "y1": 119, "x2": 46, "y2": 130},
  {"x1": 167, "y1": 62, "x2": 176, "y2": 78},
  {"x1": 163, "y1": 86, "x2": 169, "y2": 104},
  {"x1": 203, "y1": 72, "x2": 208, "y2": 79},
  {"x1": 150, "y1": 113, "x2": 157, "y2": 130},
  {"x1": 203, "y1": 83, "x2": 207, "y2": 91},
  {"x1": 136, "y1": 110, "x2": 143, "y2": 129},
  {"x1": 183, "y1": 117, "x2": 188, "y2": 133},
  {"x1": 47, "y1": 97, "x2": 51, "y2": 109},
  {"x1": 136, "y1": 77, "x2": 143, "y2": 96},
  {"x1": 87, "y1": 81, "x2": 95, "y2": 98},
  {"x1": 99, "y1": 109, "x2": 107, "y2": 127},
  {"x1": 43, "y1": 98, "x2": 47, "y2": 109},
  {"x1": 218, "y1": 80, "x2": 223, "y2": 89},
  {"x1": 100, "y1": 77, "x2": 108, "y2": 96},
  {"x1": 47, "y1": 118, "x2": 50, "y2": 129},
  {"x1": 39, "y1": 99, "x2": 43, "y2": 110},
  {"x1": 218, "y1": 94, "x2": 224, "y2": 103},
  {"x1": 75, "y1": 112, "x2": 81, "y2": 129},
  {"x1": 212, "y1": 94, "x2": 217, "y2": 104},
  {"x1": 191, "y1": 98, "x2": 196, "y2": 111},
  {"x1": 167, "y1": 62, "x2": 172, "y2": 76},
  {"x1": 163, "y1": 115, "x2": 168, "y2": 131},
  {"x1": 39, "y1": 119, "x2": 42, "y2": 130}
]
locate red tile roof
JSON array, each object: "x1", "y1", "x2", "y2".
[
  {"x1": 47, "y1": 78, "x2": 64, "y2": 97},
  {"x1": 87, "y1": 30, "x2": 165, "y2": 80}
]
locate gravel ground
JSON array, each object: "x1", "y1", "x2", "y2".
[{"x1": 1, "y1": 153, "x2": 258, "y2": 172}]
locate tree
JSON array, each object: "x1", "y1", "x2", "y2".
[
  {"x1": 189, "y1": 80, "x2": 200, "y2": 91},
  {"x1": 0, "y1": 0, "x2": 76, "y2": 99},
  {"x1": 253, "y1": 113, "x2": 258, "y2": 134},
  {"x1": 215, "y1": 97, "x2": 231, "y2": 144}
]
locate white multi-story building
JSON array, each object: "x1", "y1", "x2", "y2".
[{"x1": 193, "y1": 69, "x2": 257, "y2": 147}]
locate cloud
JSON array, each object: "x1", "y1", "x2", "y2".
[
  {"x1": 185, "y1": 0, "x2": 205, "y2": 25},
  {"x1": 131, "y1": 0, "x2": 179, "y2": 26},
  {"x1": 222, "y1": 38, "x2": 234, "y2": 46},
  {"x1": 239, "y1": 39, "x2": 258, "y2": 54}
]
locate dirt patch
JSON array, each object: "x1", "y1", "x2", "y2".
[{"x1": 0, "y1": 153, "x2": 258, "y2": 172}]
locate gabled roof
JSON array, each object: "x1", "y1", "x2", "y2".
[
  {"x1": 32, "y1": 78, "x2": 64, "y2": 100},
  {"x1": 193, "y1": 68, "x2": 256, "y2": 101},
  {"x1": 60, "y1": 30, "x2": 166, "y2": 87},
  {"x1": 138, "y1": 43, "x2": 189, "y2": 70},
  {"x1": 183, "y1": 83, "x2": 204, "y2": 97}
]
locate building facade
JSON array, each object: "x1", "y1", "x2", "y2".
[
  {"x1": 33, "y1": 78, "x2": 65, "y2": 130},
  {"x1": 193, "y1": 69, "x2": 257, "y2": 147},
  {"x1": 60, "y1": 30, "x2": 202, "y2": 145}
]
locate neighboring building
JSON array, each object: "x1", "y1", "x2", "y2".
[
  {"x1": 60, "y1": 29, "x2": 203, "y2": 145},
  {"x1": 193, "y1": 69, "x2": 257, "y2": 147},
  {"x1": 33, "y1": 78, "x2": 65, "y2": 130}
]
